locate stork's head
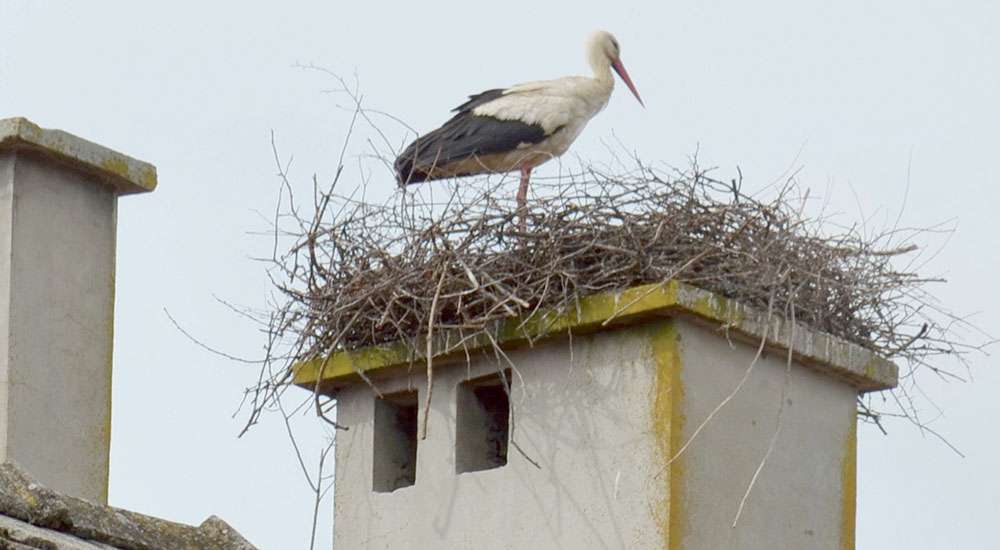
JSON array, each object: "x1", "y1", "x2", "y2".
[{"x1": 585, "y1": 30, "x2": 644, "y2": 107}]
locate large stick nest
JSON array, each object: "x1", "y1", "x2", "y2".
[
  {"x1": 249, "y1": 154, "x2": 978, "y2": 433},
  {"x1": 271, "y1": 160, "x2": 955, "y2": 362}
]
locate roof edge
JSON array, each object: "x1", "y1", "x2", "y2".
[{"x1": 0, "y1": 462, "x2": 256, "y2": 550}]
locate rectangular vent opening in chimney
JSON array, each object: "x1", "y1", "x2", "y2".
[
  {"x1": 372, "y1": 390, "x2": 418, "y2": 493},
  {"x1": 456, "y1": 369, "x2": 511, "y2": 474}
]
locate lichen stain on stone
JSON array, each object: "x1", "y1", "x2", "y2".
[
  {"x1": 839, "y1": 413, "x2": 857, "y2": 550},
  {"x1": 649, "y1": 321, "x2": 685, "y2": 549},
  {"x1": 98, "y1": 157, "x2": 131, "y2": 179},
  {"x1": 687, "y1": 291, "x2": 743, "y2": 328},
  {"x1": 15, "y1": 486, "x2": 38, "y2": 509},
  {"x1": 139, "y1": 166, "x2": 158, "y2": 190}
]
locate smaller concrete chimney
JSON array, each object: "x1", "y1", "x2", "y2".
[{"x1": 0, "y1": 117, "x2": 155, "y2": 503}]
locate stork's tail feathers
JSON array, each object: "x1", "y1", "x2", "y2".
[
  {"x1": 394, "y1": 140, "x2": 434, "y2": 187},
  {"x1": 394, "y1": 148, "x2": 415, "y2": 187}
]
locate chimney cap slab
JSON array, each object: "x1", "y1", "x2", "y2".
[
  {"x1": 294, "y1": 280, "x2": 899, "y2": 396},
  {"x1": 0, "y1": 117, "x2": 156, "y2": 194}
]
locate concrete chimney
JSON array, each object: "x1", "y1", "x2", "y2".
[
  {"x1": 295, "y1": 281, "x2": 898, "y2": 549},
  {"x1": 0, "y1": 117, "x2": 155, "y2": 503}
]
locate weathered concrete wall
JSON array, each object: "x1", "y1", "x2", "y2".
[
  {"x1": 335, "y1": 325, "x2": 667, "y2": 549},
  {"x1": 332, "y1": 317, "x2": 861, "y2": 549},
  {"x1": 0, "y1": 151, "x2": 117, "y2": 503},
  {"x1": 674, "y1": 321, "x2": 857, "y2": 549}
]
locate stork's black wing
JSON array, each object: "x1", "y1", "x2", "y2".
[{"x1": 395, "y1": 89, "x2": 547, "y2": 186}]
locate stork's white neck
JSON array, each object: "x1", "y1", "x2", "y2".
[
  {"x1": 584, "y1": 33, "x2": 617, "y2": 89},
  {"x1": 590, "y1": 62, "x2": 615, "y2": 89}
]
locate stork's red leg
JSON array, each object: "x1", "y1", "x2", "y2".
[
  {"x1": 517, "y1": 163, "x2": 531, "y2": 230},
  {"x1": 517, "y1": 163, "x2": 531, "y2": 209}
]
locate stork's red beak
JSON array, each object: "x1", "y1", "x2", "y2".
[{"x1": 611, "y1": 58, "x2": 644, "y2": 107}]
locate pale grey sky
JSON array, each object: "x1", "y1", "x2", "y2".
[{"x1": 2, "y1": 1, "x2": 998, "y2": 548}]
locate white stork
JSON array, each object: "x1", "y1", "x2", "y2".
[{"x1": 394, "y1": 30, "x2": 643, "y2": 209}]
